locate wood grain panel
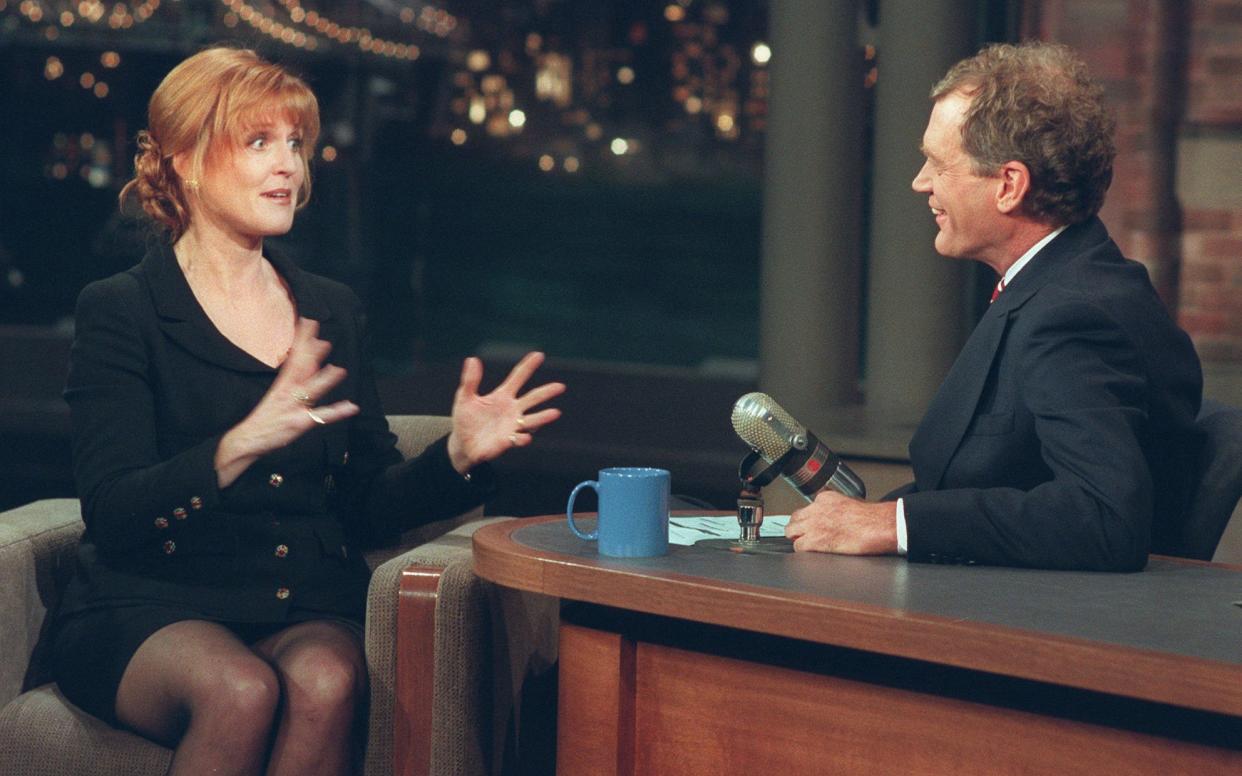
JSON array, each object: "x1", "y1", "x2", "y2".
[
  {"x1": 556, "y1": 623, "x2": 637, "y2": 776},
  {"x1": 395, "y1": 565, "x2": 444, "y2": 776},
  {"x1": 632, "y1": 641, "x2": 1242, "y2": 775}
]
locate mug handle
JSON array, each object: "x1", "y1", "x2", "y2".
[{"x1": 567, "y1": 480, "x2": 599, "y2": 540}]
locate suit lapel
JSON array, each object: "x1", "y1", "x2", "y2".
[{"x1": 909, "y1": 304, "x2": 1009, "y2": 489}]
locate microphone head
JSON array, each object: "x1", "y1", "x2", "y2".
[{"x1": 731, "y1": 392, "x2": 807, "y2": 463}]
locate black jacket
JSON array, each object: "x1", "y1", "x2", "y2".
[
  {"x1": 56, "y1": 241, "x2": 493, "y2": 623},
  {"x1": 896, "y1": 217, "x2": 1203, "y2": 571}
]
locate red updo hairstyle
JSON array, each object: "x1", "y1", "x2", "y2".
[{"x1": 119, "y1": 46, "x2": 320, "y2": 241}]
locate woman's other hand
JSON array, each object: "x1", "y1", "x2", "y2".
[
  {"x1": 214, "y1": 318, "x2": 359, "y2": 487},
  {"x1": 447, "y1": 351, "x2": 565, "y2": 475}
]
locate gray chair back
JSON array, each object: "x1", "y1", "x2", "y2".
[{"x1": 1169, "y1": 400, "x2": 1242, "y2": 561}]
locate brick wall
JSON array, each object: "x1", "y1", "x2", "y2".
[
  {"x1": 1029, "y1": 0, "x2": 1242, "y2": 400},
  {"x1": 1183, "y1": 0, "x2": 1242, "y2": 367}
]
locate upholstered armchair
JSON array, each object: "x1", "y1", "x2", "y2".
[{"x1": 0, "y1": 415, "x2": 558, "y2": 776}]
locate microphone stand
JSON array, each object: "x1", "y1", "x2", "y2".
[
  {"x1": 695, "y1": 452, "x2": 796, "y2": 555},
  {"x1": 736, "y1": 486, "x2": 765, "y2": 544},
  {"x1": 736, "y1": 448, "x2": 788, "y2": 545}
]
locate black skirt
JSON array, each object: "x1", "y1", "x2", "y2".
[{"x1": 49, "y1": 603, "x2": 363, "y2": 726}]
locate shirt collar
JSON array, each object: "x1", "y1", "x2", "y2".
[{"x1": 1002, "y1": 225, "x2": 1067, "y2": 287}]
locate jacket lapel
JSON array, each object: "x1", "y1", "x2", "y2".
[
  {"x1": 266, "y1": 247, "x2": 338, "y2": 346},
  {"x1": 909, "y1": 303, "x2": 1009, "y2": 489},
  {"x1": 143, "y1": 241, "x2": 333, "y2": 373}
]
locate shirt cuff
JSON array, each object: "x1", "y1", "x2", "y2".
[{"x1": 895, "y1": 497, "x2": 908, "y2": 556}]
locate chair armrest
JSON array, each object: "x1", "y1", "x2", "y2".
[
  {"x1": 361, "y1": 413, "x2": 483, "y2": 571},
  {"x1": 363, "y1": 516, "x2": 515, "y2": 776},
  {"x1": 386, "y1": 415, "x2": 453, "y2": 461},
  {"x1": 364, "y1": 517, "x2": 561, "y2": 776},
  {"x1": 0, "y1": 499, "x2": 84, "y2": 705},
  {"x1": 362, "y1": 509, "x2": 485, "y2": 573}
]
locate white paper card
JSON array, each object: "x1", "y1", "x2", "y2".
[{"x1": 667, "y1": 514, "x2": 791, "y2": 546}]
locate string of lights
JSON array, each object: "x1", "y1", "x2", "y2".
[
  {"x1": 2, "y1": 1, "x2": 460, "y2": 62},
  {"x1": 6, "y1": 1, "x2": 778, "y2": 188},
  {"x1": 10, "y1": 0, "x2": 163, "y2": 34},
  {"x1": 218, "y1": 0, "x2": 464, "y2": 61},
  {"x1": 218, "y1": 0, "x2": 320, "y2": 52}
]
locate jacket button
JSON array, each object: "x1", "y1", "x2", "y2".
[
  {"x1": 342, "y1": 451, "x2": 349, "y2": 465},
  {"x1": 154, "y1": 517, "x2": 169, "y2": 529},
  {"x1": 276, "y1": 587, "x2": 291, "y2": 600},
  {"x1": 269, "y1": 473, "x2": 284, "y2": 488},
  {"x1": 275, "y1": 544, "x2": 289, "y2": 558},
  {"x1": 163, "y1": 540, "x2": 176, "y2": 555},
  {"x1": 173, "y1": 507, "x2": 188, "y2": 520},
  {"x1": 190, "y1": 496, "x2": 203, "y2": 510}
]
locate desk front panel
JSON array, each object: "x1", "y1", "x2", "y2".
[{"x1": 557, "y1": 609, "x2": 1242, "y2": 776}]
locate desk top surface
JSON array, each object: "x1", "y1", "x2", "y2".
[{"x1": 472, "y1": 515, "x2": 1242, "y2": 716}]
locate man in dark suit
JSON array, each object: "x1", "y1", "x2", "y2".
[{"x1": 785, "y1": 42, "x2": 1203, "y2": 570}]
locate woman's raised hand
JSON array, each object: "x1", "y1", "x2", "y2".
[
  {"x1": 214, "y1": 318, "x2": 359, "y2": 487},
  {"x1": 446, "y1": 351, "x2": 565, "y2": 474}
]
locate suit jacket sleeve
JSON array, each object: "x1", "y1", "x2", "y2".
[
  {"x1": 902, "y1": 299, "x2": 1153, "y2": 571},
  {"x1": 65, "y1": 277, "x2": 226, "y2": 557}
]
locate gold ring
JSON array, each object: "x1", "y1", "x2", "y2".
[
  {"x1": 515, "y1": 416, "x2": 526, "y2": 430},
  {"x1": 292, "y1": 389, "x2": 312, "y2": 406},
  {"x1": 306, "y1": 408, "x2": 326, "y2": 425}
]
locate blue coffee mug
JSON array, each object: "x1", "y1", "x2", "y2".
[{"x1": 566, "y1": 467, "x2": 670, "y2": 557}]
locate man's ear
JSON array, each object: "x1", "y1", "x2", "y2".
[{"x1": 994, "y1": 160, "x2": 1031, "y2": 214}]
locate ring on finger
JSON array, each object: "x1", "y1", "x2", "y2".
[
  {"x1": 292, "y1": 389, "x2": 313, "y2": 406},
  {"x1": 306, "y1": 408, "x2": 327, "y2": 425},
  {"x1": 515, "y1": 415, "x2": 526, "y2": 430},
  {"x1": 508, "y1": 433, "x2": 519, "y2": 446}
]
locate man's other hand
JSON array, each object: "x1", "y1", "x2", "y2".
[{"x1": 785, "y1": 492, "x2": 899, "y2": 555}]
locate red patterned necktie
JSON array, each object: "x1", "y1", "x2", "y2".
[{"x1": 990, "y1": 276, "x2": 1007, "y2": 304}]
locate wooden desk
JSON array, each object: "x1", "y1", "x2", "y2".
[{"x1": 473, "y1": 516, "x2": 1242, "y2": 775}]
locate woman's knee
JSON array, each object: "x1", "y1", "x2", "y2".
[
  {"x1": 195, "y1": 655, "x2": 281, "y2": 724},
  {"x1": 282, "y1": 644, "x2": 366, "y2": 713}
]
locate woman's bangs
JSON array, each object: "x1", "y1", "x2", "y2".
[{"x1": 222, "y1": 77, "x2": 320, "y2": 153}]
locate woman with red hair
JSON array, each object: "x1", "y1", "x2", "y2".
[{"x1": 49, "y1": 47, "x2": 563, "y2": 775}]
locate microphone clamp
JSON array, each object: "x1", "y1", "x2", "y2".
[{"x1": 736, "y1": 448, "x2": 785, "y2": 544}]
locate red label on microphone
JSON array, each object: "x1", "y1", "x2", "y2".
[{"x1": 791, "y1": 445, "x2": 831, "y2": 487}]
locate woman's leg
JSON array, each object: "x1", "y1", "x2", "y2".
[
  {"x1": 115, "y1": 620, "x2": 281, "y2": 776},
  {"x1": 252, "y1": 620, "x2": 367, "y2": 776}
]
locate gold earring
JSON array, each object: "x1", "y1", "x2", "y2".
[{"x1": 185, "y1": 178, "x2": 199, "y2": 191}]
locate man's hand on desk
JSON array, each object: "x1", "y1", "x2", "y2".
[{"x1": 785, "y1": 492, "x2": 899, "y2": 555}]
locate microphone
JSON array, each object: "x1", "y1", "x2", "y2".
[{"x1": 731, "y1": 392, "x2": 866, "y2": 501}]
